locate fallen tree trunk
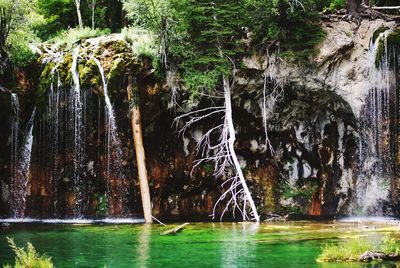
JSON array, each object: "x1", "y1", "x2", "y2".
[
  {"x1": 127, "y1": 74, "x2": 152, "y2": 224},
  {"x1": 161, "y1": 223, "x2": 189, "y2": 235}
]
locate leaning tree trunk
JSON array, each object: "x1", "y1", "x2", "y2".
[
  {"x1": 223, "y1": 75, "x2": 260, "y2": 222},
  {"x1": 127, "y1": 74, "x2": 153, "y2": 223}
]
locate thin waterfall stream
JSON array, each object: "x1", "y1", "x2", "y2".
[
  {"x1": 355, "y1": 29, "x2": 399, "y2": 216},
  {"x1": 91, "y1": 56, "x2": 130, "y2": 217},
  {"x1": 10, "y1": 108, "x2": 36, "y2": 218}
]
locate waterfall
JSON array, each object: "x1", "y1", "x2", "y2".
[
  {"x1": 355, "y1": 30, "x2": 397, "y2": 215},
  {"x1": 10, "y1": 93, "x2": 19, "y2": 188},
  {"x1": 91, "y1": 56, "x2": 130, "y2": 216},
  {"x1": 70, "y1": 46, "x2": 85, "y2": 217},
  {"x1": 10, "y1": 108, "x2": 35, "y2": 218},
  {"x1": 48, "y1": 70, "x2": 61, "y2": 215}
]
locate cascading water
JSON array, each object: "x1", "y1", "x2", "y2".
[
  {"x1": 91, "y1": 56, "x2": 130, "y2": 216},
  {"x1": 5, "y1": 40, "x2": 138, "y2": 220},
  {"x1": 355, "y1": 30, "x2": 398, "y2": 215},
  {"x1": 69, "y1": 46, "x2": 86, "y2": 217},
  {"x1": 10, "y1": 108, "x2": 36, "y2": 218},
  {"x1": 10, "y1": 93, "x2": 19, "y2": 189},
  {"x1": 48, "y1": 69, "x2": 62, "y2": 216}
]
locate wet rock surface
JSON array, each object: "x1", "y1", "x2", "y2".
[{"x1": 0, "y1": 20, "x2": 399, "y2": 220}]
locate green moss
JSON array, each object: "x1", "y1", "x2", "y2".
[
  {"x1": 107, "y1": 53, "x2": 142, "y2": 91},
  {"x1": 107, "y1": 56, "x2": 125, "y2": 82},
  {"x1": 375, "y1": 39, "x2": 384, "y2": 68},
  {"x1": 79, "y1": 59, "x2": 101, "y2": 89},
  {"x1": 372, "y1": 26, "x2": 389, "y2": 44},
  {"x1": 375, "y1": 28, "x2": 400, "y2": 68},
  {"x1": 386, "y1": 29, "x2": 400, "y2": 46},
  {"x1": 37, "y1": 61, "x2": 55, "y2": 96},
  {"x1": 57, "y1": 52, "x2": 73, "y2": 84},
  {"x1": 103, "y1": 40, "x2": 131, "y2": 54}
]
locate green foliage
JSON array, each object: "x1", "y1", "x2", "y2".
[
  {"x1": 0, "y1": 0, "x2": 45, "y2": 69},
  {"x1": 318, "y1": 236, "x2": 400, "y2": 262},
  {"x1": 245, "y1": 0, "x2": 326, "y2": 62},
  {"x1": 317, "y1": 238, "x2": 373, "y2": 262},
  {"x1": 48, "y1": 27, "x2": 110, "y2": 47},
  {"x1": 121, "y1": 27, "x2": 158, "y2": 58},
  {"x1": 328, "y1": 0, "x2": 345, "y2": 10},
  {"x1": 36, "y1": 0, "x2": 123, "y2": 39},
  {"x1": 280, "y1": 181, "x2": 317, "y2": 201},
  {"x1": 4, "y1": 237, "x2": 54, "y2": 268},
  {"x1": 381, "y1": 237, "x2": 400, "y2": 255},
  {"x1": 35, "y1": 0, "x2": 76, "y2": 40},
  {"x1": 7, "y1": 30, "x2": 39, "y2": 67},
  {"x1": 169, "y1": 0, "x2": 247, "y2": 96},
  {"x1": 122, "y1": 0, "x2": 171, "y2": 32}
]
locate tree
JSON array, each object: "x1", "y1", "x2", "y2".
[
  {"x1": 73, "y1": 0, "x2": 83, "y2": 27},
  {"x1": 346, "y1": 0, "x2": 362, "y2": 12},
  {"x1": 173, "y1": 0, "x2": 261, "y2": 221},
  {"x1": 127, "y1": 74, "x2": 153, "y2": 223},
  {"x1": 123, "y1": 0, "x2": 173, "y2": 66},
  {"x1": 0, "y1": 0, "x2": 43, "y2": 72},
  {"x1": 86, "y1": 0, "x2": 96, "y2": 29}
]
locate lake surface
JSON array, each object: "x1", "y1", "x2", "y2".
[{"x1": 0, "y1": 220, "x2": 399, "y2": 267}]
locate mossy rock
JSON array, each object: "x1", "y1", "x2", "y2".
[
  {"x1": 372, "y1": 25, "x2": 389, "y2": 43},
  {"x1": 387, "y1": 28, "x2": 400, "y2": 46},
  {"x1": 107, "y1": 53, "x2": 142, "y2": 82},
  {"x1": 37, "y1": 61, "x2": 56, "y2": 96},
  {"x1": 57, "y1": 52, "x2": 74, "y2": 84},
  {"x1": 79, "y1": 59, "x2": 101, "y2": 89},
  {"x1": 101, "y1": 40, "x2": 131, "y2": 54},
  {"x1": 375, "y1": 27, "x2": 400, "y2": 68}
]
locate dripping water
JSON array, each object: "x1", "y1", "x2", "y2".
[
  {"x1": 356, "y1": 30, "x2": 397, "y2": 215},
  {"x1": 70, "y1": 46, "x2": 85, "y2": 217},
  {"x1": 10, "y1": 108, "x2": 36, "y2": 218},
  {"x1": 91, "y1": 56, "x2": 130, "y2": 216},
  {"x1": 10, "y1": 93, "x2": 19, "y2": 188}
]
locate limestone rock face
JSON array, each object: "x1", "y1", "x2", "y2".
[{"x1": 242, "y1": 19, "x2": 396, "y2": 116}]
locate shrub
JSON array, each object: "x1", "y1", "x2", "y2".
[
  {"x1": 318, "y1": 236, "x2": 400, "y2": 262},
  {"x1": 48, "y1": 27, "x2": 111, "y2": 47},
  {"x1": 121, "y1": 27, "x2": 158, "y2": 58},
  {"x1": 3, "y1": 237, "x2": 54, "y2": 268},
  {"x1": 381, "y1": 237, "x2": 400, "y2": 255},
  {"x1": 317, "y1": 238, "x2": 373, "y2": 262}
]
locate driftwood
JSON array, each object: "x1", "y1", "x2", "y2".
[
  {"x1": 359, "y1": 251, "x2": 400, "y2": 262},
  {"x1": 320, "y1": 6, "x2": 400, "y2": 22},
  {"x1": 161, "y1": 223, "x2": 189, "y2": 235},
  {"x1": 372, "y1": 6, "x2": 400, "y2": 11},
  {"x1": 264, "y1": 214, "x2": 289, "y2": 222}
]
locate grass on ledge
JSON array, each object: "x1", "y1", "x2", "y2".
[{"x1": 317, "y1": 237, "x2": 400, "y2": 263}]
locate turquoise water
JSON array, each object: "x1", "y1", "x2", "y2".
[{"x1": 0, "y1": 221, "x2": 399, "y2": 268}]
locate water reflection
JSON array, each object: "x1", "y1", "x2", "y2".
[
  {"x1": 221, "y1": 223, "x2": 259, "y2": 268},
  {"x1": 0, "y1": 222, "x2": 399, "y2": 268},
  {"x1": 137, "y1": 224, "x2": 151, "y2": 268}
]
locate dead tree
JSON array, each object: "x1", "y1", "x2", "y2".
[{"x1": 175, "y1": 67, "x2": 260, "y2": 222}]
